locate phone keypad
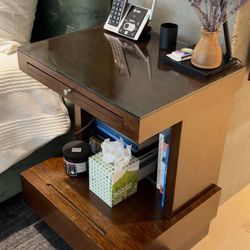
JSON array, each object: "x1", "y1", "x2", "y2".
[{"x1": 108, "y1": 0, "x2": 126, "y2": 27}]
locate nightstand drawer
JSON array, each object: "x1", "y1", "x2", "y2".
[
  {"x1": 18, "y1": 51, "x2": 140, "y2": 142},
  {"x1": 27, "y1": 63, "x2": 124, "y2": 130}
]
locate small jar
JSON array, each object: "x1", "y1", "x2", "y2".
[{"x1": 63, "y1": 141, "x2": 92, "y2": 177}]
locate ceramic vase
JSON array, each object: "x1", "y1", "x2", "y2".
[{"x1": 191, "y1": 28, "x2": 222, "y2": 69}]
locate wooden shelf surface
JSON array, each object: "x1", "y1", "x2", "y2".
[{"x1": 21, "y1": 157, "x2": 220, "y2": 250}]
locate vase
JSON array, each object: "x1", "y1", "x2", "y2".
[{"x1": 191, "y1": 28, "x2": 222, "y2": 69}]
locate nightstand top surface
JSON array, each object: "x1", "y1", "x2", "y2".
[{"x1": 19, "y1": 27, "x2": 242, "y2": 118}]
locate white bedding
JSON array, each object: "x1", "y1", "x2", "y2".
[
  {"x1": 0, "y1": 53, "x2": 71, "y2": 173},
  {"x1": 0, "y1": 40, "x2": 21, "y2": 55},
  {"x1": 0, "y1": 53, "x2": 17, "y2": 67}
]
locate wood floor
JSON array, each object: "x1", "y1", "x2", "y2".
[{"x1": 192, "y1": 184, "x2": 250, "y2": 250}]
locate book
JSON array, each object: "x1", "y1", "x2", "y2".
[
  {"x1": 166, "y1": 48, "x2": 193, "y2": 62},
  {"x1": 156, "y1": 129, "x2": 170, "y2": 190},
  {"x1": 95, "y1": 119, "x2": 158, "y2": 153},
  {"x1": 166, "y1": 54, "x2": 191, "y2": 62},
  {"x1": 161, "y1": 144, "x2": 169, "y2": 208}
]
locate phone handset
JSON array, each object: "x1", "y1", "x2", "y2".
[
  {"x1": 108, "y1": 0, "x2": 128, "y2": 27},
  {"x1": 104, "y1": 0, "x2": 157, "y2": 41}
]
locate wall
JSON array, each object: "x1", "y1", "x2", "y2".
[
  {"x1": 135, "y1": 0, "x2": 235, "y2": 46},
  {"x1": 218, "y1": 1, "x2": 250, "y2": 203}
]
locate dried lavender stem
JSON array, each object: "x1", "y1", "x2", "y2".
[
  {"x1": 187, "y1": 0, "x2": 249, "y2": 32},
  {"x1": 194, "y1": 8, "x2": 206, "y2": 27}
]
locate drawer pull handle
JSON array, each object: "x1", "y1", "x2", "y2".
[{"x1": 63, "y1": 88, "x2": 72, "y2": 96}]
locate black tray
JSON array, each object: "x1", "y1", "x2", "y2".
[{"x1": 162, "y1": 54, "x2": 238, "y2": 79}]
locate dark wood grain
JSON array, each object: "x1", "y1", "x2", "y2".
[
  {"x1": 18, "y1": 27, "x2": 243, "y2": 118},
  {"x1": 18, "y1": 50, "x2": 140, "y2": 142},
  {"x1": 18, "y1": 27, "x2": 245, "y2": 144},
  {"x1": 21, "y1": 158, "x2": 221, "y2": 250},
  {"x1": 139, "y1": 68, "x2": 246, "y2": 213},
  {"x1": 18, "y1": 26, "x2": 247, "y2": 249}
]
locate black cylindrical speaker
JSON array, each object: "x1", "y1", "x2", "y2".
[{"x1": 159, "y1": 23, "x2": 178, "y2": 52}]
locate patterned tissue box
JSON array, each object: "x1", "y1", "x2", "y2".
[{"x1": 89, "y1": 152, "x2": 139, "y2": 207}]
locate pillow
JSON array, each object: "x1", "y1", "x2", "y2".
[{"x1": 0, "y1": 0, "x2": 38, "y2": 54}]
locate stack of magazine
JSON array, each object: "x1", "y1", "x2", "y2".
[
  {"x1": 166, "y1": 48, "x2": 193, "y2": 62},
  {"x1": 94, "y1": 119, "x2": 159, "y2": 180},
  {"x1": 95, "y1": 119, "x2": 158, "y2": 153}
]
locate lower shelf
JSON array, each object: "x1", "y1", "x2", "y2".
[{"x1": 21, "y1": 157, "x2": 221, "y2": 250}]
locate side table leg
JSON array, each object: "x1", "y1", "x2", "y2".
[
  {"x1": 74, "y1": 105, "x2": 83, "y2": 140},
  {"x1": 74, "y1": 105, "x2": 95, "y2": 141}
]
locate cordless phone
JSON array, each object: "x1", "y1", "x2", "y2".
[
  {"x1": 108, "y1": 0, "x2": 128, "y2": 27},
  {"x1": 104, "y1": 0, "x2": 156, "y2": 41}
]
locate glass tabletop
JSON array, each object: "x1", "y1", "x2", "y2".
[{"x1": 19, "y1": 27, "x2": 241, "y2": 118}]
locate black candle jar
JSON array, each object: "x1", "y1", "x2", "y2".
[{"x1": 63, "y1": 141, "x2": 92, "y2": 177}]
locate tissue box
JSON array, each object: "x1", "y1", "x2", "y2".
[{"x1": 89, "y1": 152, "x2": 139, "y2": 207}]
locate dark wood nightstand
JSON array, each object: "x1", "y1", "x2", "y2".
[{"x1": 18, "y1": 27, "x2": 246, "y2": 249}]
